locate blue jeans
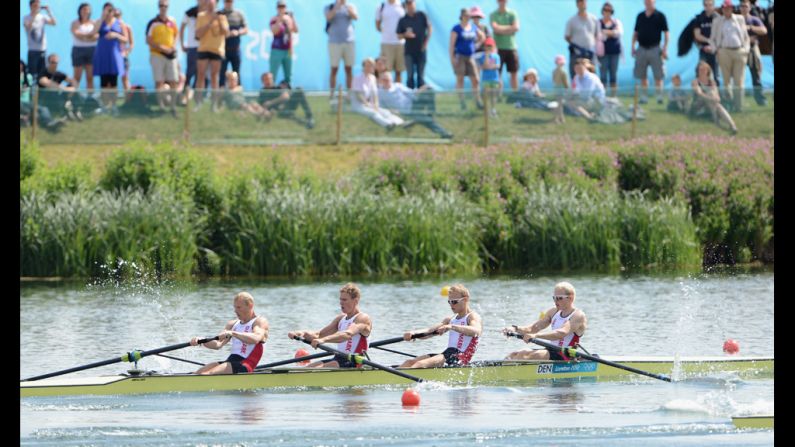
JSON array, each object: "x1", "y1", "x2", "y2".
[
  {"x1": 405, "y1": 52, "x2": 426, "y2": 89},
  {"x1": 185, "y1": 48, "x2": 198, "y2": 89},
  {"x1": 598, "y1": 53, "x2": 619, "y2": 87},
  {"x1": 219, "y1": 48, "x2": 241, "y2": 87}
]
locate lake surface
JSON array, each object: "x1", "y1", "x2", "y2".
[{"x1": 20, "y1": 271, "x2": 774, "y2": 446}]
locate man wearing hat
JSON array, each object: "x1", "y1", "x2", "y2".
[
  {"x1": 490, "y1": 0, "x2": 521, "y2": 95},
  {"x1": 709, "y1": 0, "x2": 749, "y2": 111}
]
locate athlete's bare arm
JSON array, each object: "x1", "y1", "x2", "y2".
[
  {"x1": 524, "y1": 310, "x2": 586, "y2": 342},
  {"x1": 404, "y1": 316, "x2": 451, "y2": 341},
  {"x1": 222, "y1": 316, "x2": 269, "y2": 345},
  {"x1": 438, "y1": 312, "x2": 482, "y2": 338},
  {"x1": 191, "y1": 320, "x2": 234, "y2": 349},
  {"x1": 313, "y1": 313, "x2": 371, "y2": 347},
  {"x1": 505, "y1": 308, "x2": 554, "y2": 336}
]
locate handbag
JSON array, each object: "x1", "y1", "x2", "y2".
[{"x1": 596, "y1": 39, "x2": 605, "y2": 58}]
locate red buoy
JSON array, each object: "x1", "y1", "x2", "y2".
[
  {"x1": 401, "y1": 388, "x2": 421, "y2": 406},
  {"x1": 723, "y1": 339, "x2": 740, "y2": 355},
  {"x1": 295, "y1": 348, "x2": 311, "y2": 365}
]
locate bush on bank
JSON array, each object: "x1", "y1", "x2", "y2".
[{"x1": 19, "y1": 135, "x2": 772, "y2": 277}]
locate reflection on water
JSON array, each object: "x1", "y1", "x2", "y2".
[{"x1": 446, "y1": 388, "x2": 480, "y2": 416}]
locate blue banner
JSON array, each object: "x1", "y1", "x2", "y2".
[{"x1": 20, "y1": 0, "x2": 773, "y2": 91}]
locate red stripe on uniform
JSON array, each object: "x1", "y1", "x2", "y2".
[{"x1": 241, "y1": 343, "x2": 264, "y2": 373}]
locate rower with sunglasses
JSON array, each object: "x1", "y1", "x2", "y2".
[
  {"x1": 502, "y1": 282, "x2": 588, "y2": 361},
  {"x1": 399, "y1": 284, "x2": 483, "y2": 368}
]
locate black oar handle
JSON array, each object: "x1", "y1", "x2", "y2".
[
  {"x1": 292, "y1": 336, "x2": 425, "y2": 383},
  {"x1": 504, "y1": 331, "x2": 671, "y2": 382},
  {"x1": 21, "y1": 336, "x2": 219, "y2": 382}
]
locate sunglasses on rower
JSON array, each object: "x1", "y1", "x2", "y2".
[
  {"x1": 553, "y1": 295, "x2": 570, "y2": 302},
  {"x1": 448, "y1": 298, "x2": 465, "y2": 305}
]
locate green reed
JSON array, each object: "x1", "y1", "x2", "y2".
[
  {"x1": 218, "y1": 183, "x2": 481, "y2": 276},
  {"x1": 20, "y1": 188, "x2": 200, "y2": 278}
]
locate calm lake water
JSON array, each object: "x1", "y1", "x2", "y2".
[{"x1": 20, "y1": 271, "x2": 774, "y2": 446}]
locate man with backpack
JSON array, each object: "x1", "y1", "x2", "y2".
[{"x1": 325, "y1": 0, "x2": 358, "y2": 101}]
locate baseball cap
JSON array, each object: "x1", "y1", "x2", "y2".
[
  {"x1": 484, "y1": 37, "x2": 496, "y2": 47},
  {"x1": 277, "y1": 0, "x2": 287, "y2": 6},
  {"x1": 721, "y1": 0, "x2": 733, "y2": 7}
]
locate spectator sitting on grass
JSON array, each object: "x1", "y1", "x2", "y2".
[
  {"x1": 476, "y1": 37, "x2": 501, "y2": 117},
  {"x1": 222, "y1": 71, "x2": 270, "y2": 120},
  {"x1": 20, "y1": 59, "x2": 65, "y2": 131},
  {"x1": 667, "y1": 74, "x2": 689, "y2": 112},
  {"x1": 351, "y1": 57, "x2": 404, "y2": 130},
  {"x1": 690, "y1": 60, "x2": 737, "y2": 134},
  {"x1": 258, "y1": 72, "x2": 315, "y2": 129},
  {"x1": 568, "y1": 58, "x2": 605, "y2": 120},
  {"x1": 38, "y1": 53, "x2": 84, "y2": 122},
  {"x1": 513, "y1": 68, "x2": 558, "y2": 111},
  {"x1": 377, "y1": 71, "x2": 453, "y2": 139}
]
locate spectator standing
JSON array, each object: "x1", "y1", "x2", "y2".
[
  {"x1": 396, "y1": 0, "x2": 431, "y2": 89},
  {"x1": 565, "y1": 0, "x2": 599, "y2": 79},
  {"x1": 739, "y1": 0, "x2": 767, "y2": 106},
  {"x1": 449, "y1": 8, "x2": 484, "y2": 111},
  {"x1": 218, "y1": 0, "x2": 247, "y2": 88},
  {"x1": 631, "y1": 0, "x2": 669, "y2": 104},
  {"x1": 325, "y1": 0, "x2": 358, "y2": 99},
  {"x1": 469, "y1": 6, "x2": 490, "y2": 58},
  {"x1": 597, "y1": 2, "x2": 622, "y2": 97},
  {"x1": 24, "y1": 0, "x2": 57, "y2": 79},
  {"x1": 552, "y1": 54, "x2": 569, "y2": 123},
  {"x1": 146, "y1": 0, "x2": 180, "y2": 116},
  {"x1": 71, "y1": 3, "x2": 97, "y2": 92},
  {"x1": 92, "y1": 2, "x2": 128, "y2": 115},
  {"x1": 270, "y1": 0, "x2": 298, "y2": 87},
  {"x1": 376, "y1": 0, "x2": 406, "y2": 84},
  {"x1": 476, "y1": 37, "x2": 501, "y2": 117},
  {"x1": 180, "y1": 0, "x2": 202, "y2": 103},
  {"x1": 195, "y1": 0, "x2": 229, "y2": 111},
  {"x1": 490, "y1": 0, "x2": 521, "y2": 95},
  {"x1": 693, "y1": 0, "x2": 720, "y2": 85},
  {"x1": 710, "y1": 0, "x2": 749, "y2": 112},
  {"x1": 115, "y1": 9, "x2": 133, "y2": 92},
  {"x1": 351, "y1": 57, "x2": 404, "y2": 129}
]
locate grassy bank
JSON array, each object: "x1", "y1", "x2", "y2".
[{"x1": 20, "y1": 134, "x2": 772, "y2": 277}]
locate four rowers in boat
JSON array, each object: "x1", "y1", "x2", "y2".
[
  {"x1": 502, "y1": 281, "x2": 588, "y2": 361},
  {"x1": 400, "y1": 284, "x2": 483, "y2": 368},
  {"x1": 287, "y1": 282, "x2": 373, "y2": 368}
]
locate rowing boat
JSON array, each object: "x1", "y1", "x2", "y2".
[
  {"x1": 732, "y1": 415, "x2": 774, "y2": 429},
  {"x1": 20, "y1": 355, "x2": 772, "y2": 397}
]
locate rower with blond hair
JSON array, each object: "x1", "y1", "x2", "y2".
[
  {"x1": 287, "y1": 282, "x2": 372, "y2": 368},
  {"x1": 189, "y1": 291, "x2": 269, "y2": 375},
  {"x1": 400, "y1": 284, "x2": 483, "y2": 368},
  {"x1": 503, "y1": 281, "x2": 588, "y2": 361}
]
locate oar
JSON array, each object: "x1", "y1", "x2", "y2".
[
  {"x1": 292, "y1": 335, "x2": 426, "y2": 383},
  {"x1": 155, "y1": 353, "x2": 205, "y2": 367},
  {"x1": 256, "y1": 333, "x2": 433, "y2": 370},
  {"x1": 371, "y1": 345, "x2": 417, "y2": 358},
  {"x1": 504, "y1": 331, "x2": 672, "y2": 382},
  {"x1": 21, "y1": 336, "x2": 219, "y2": 382}
]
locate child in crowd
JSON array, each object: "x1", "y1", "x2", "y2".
[
  {"x1": 222, "y1": 71, "x2": 271, "y2": 120},
  {"x1": 667, "y1": 74, "x2": 689, "y2": 113},
  {"x1": 552, "y1": 54, "x2": 569, "y2": 124},
  {"x1": 477, "y1": 37, "x2": 501, "y2": 117},
  {"x1": 513, "y1": 68, "x2": 557, "y2": 110}
]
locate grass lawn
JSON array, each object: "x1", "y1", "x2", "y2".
[{"x1": 27, "y1": 89, "x2": 773, "y2": 179}]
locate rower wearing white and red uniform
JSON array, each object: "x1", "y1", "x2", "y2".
[
  {"x1": 400, "y1": 284, "x2": 483, "y2": 368},
  {"x1": 189, "y1": 291, "x2": 269, "y2": 374},
  {"x1": 503, "y1": 281, "x2": 588, "y2": 361},
  {"x1": 287, "y1": 282, "x2": 372, "y2": 368}
]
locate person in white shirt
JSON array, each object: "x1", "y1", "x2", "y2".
[
  {"x1": 378, "y1": 72, "x2": 452, "y2": 139},
  {"x1": 709, "y1": 0, "x2": 750, "y2": 112},
  {"x1": 351, "y1": 58, "x2": 404, "y2": 129},
  {"x1": 569, "y1": 58, "x2": 605, "y2": 120},
  {"x1": 565, "y1": 0, "x2": 599, "y2": 78},
  {"x1": 24, "y1": 0, "x2": 57, "y2": 78},
  {"x1": 375, "y1": 0, "x2": 406, "y2": 84}
]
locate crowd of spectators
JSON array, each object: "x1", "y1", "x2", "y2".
[{"x1": 20, "y1": 0, "x2": 773, "y2": 136}]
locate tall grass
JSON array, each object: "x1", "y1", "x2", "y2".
[
  {"x1": 218, "y1": 183, "x2": 481, "y2": 276},
  {"x1": 20, "y1": 188, "x2": 200, "y2": 277}
]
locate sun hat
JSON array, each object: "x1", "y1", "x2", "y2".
[
  {"x1": 469, "y1": 6, "x2": 485, "y2": 18},
  {"x1": 554, "y1": 54, "x2": 566, "y2": 65}
]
